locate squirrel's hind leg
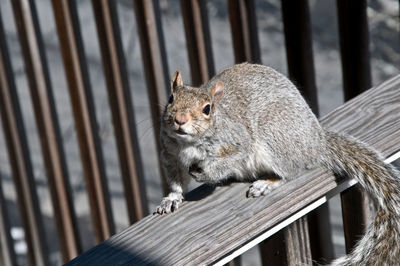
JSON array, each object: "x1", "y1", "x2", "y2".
[{"x1": 247, "y1": 179, "x2": 285, "y2": 198}]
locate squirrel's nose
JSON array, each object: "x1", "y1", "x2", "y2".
[{"x1": 175, "y1": 113, "x2": 189, "y2": 126}]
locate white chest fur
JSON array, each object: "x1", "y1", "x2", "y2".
[{"x1": 178, "y1": 145, "x2": 205, "y2": 168}]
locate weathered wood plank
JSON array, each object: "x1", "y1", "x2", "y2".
[{"x1": 66, "y1": 75, "x2": 400, "y2": 265}]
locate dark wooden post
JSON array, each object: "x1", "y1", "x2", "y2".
[
  {"x1": 51, "y1": 0, "x2": 115, "y2": 243},
  {"x1": 0, "y1": 8, "x2": 48, "y2": 265},
  {"x1": 261, "y1": 218, "x2": 313, "y2": 266},
  {"x1": 261, "y1": 1, "x2": 335, "y2": 264},
  {"x1": 337, "y1": 0, "x2": 371, "y2": 100},
  {"x1": 0, "y1": 179, "x2": 18, "y2": 266},
  {"x1": 281, "y1": 0, "x2": 318, "y2": 115},
  {"x1": 92, "y1": 0, "x2": 148, "y2": 223},
  {"x1": 181, "y1": 0, "x2": 215, "y2": 86},
  {"x1": 281, "y1": 0, "x2": 337, "y2": 263},
  {"x1": 337, "y1": 0, "x2": 372, "y2": 253},
  {"x1": 132, "y1": 0, "x2": 169, "y2": 194},
  {"x1": 228, "y1": 0, "x2": 261, "y2": 64},
  {"x1": 11, "y1": 0, "x2": 81, "y2": 261}
]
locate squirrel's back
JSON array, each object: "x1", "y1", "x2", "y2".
[
  {"x1": 202, "y1": 63, "x2": 307, "y2": 114},
  {"x1": 200, "y1": 63, "x2": 326, "y2": 177},
  {"x1": 202, "y1": 63, "x2": 320, "y2": 135}
]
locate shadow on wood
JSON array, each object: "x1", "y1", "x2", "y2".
[{"x1": 66, "y1": 242, "x2": 161, "y2": 266}]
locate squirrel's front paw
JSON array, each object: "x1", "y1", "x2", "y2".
[
  {"x1": 155, "y1": 192, "x2": 184, "y2": 214},
  {"x1": 189, "y1": 164, "x2": 208, "y2": 182},
  {"x1": 247, "y1": 179, "x2": 284, "y2": 197}
]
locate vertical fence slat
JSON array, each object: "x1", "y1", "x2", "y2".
[
  {"x1": 180, "y1": 0, "x2": 215, "y2": 86},
  {"x1": 10, "y1": 0, "x2": 81, "y2": 261},
  {"x1": 284, "y1": 218, "x2": 312, "y2": 265},
  {"x1": 225, "y1": 3, "x2": 260, "y2": 263},
  {"x1": 132, "y1": 0, "x2": 169, "y2": 194},
  {"x1": 228, "y1": 0, "x2": 261, "y2": 64},
  {"x1": 260, "y1": 218, "x2": 312, "y2": 265},
  {"x1": 307, "y1": 204, "x2": 335, "y2": 262},
  {"x1": 0, "y1": 181, "x2": 17, "y2": 266},
  {"x1": 337, "y1": 0, "x2": 371, "y2": 254},
  {"x1": 337, "y1": 0, "x2": 371, "y2": 101},
  {"x1": 0, "y1": 8, "x2": 48, "y2": 265},
  {"x1": 92, "y1": 0, "x2": 148, "y2": 222},
  {"x1": 280, "y1": 1, "x2": 337, "y2": 263},
  {"x1": 51, "y1": 0, "x2": 115, "y2": 242},
  {"x1": 340, "y1": 186, "x2": 369, "y2": 254},
  {"x1": 226, "y1": 257, "x2": 241, "y2": 266},
  {"x1": 281, "y1": 0, "x2": 318, "y2": 114},
  {"x1": 259, "y1": 229, "x2": 286, "y2": 266}
]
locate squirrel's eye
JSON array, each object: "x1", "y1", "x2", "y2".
[
  {"x1": 168, "y1": 94, "x2": 174, "y2": 104},
  {"x1": 202, "y1": 104, "x2": 211, "y2": 115}
]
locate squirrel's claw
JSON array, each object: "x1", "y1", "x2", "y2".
[
  {"x1": 155, "y1": 192, "x2": 184, "y2": 215},
  {"x1": 247, "y1": 179, "x2": 284, "y2": 198}
]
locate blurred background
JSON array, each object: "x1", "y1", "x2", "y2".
[{"x1": 0, "y1": 0, "x2": 399, "y2": 265}]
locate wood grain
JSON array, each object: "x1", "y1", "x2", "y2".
[{"x1": 66, "y1": 75, "x2": 400, "y2": 265}]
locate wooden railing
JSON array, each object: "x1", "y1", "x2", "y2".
[
  {"x1": 0, "y1": 0, "x2": 398, "y2": 265},
  {"x1": 65, "y1": 75, "x2": 400, "y2": 266}
]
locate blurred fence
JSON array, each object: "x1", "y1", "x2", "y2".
[{"x1": 0, "y1": 0, "x2": 398, "y2": 265}]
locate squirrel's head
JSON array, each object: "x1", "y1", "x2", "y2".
[{"x1": 162, "y1": 70, "x2": 224, "y2": 142}]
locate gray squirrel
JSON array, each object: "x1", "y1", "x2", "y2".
[{"x1": 156, "y1": 63, "x2": 400, "y2": 265}]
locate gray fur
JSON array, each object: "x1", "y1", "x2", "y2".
[{"x1": 156, "y1": 63, "x2": 400, "y2": 265}]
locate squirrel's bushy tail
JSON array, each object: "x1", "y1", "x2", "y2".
[{"x1": 323, "y1": 130, "x2": 400, "y2": 266}]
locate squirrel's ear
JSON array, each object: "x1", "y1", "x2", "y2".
[
  {"x1": 210, "y1": 81, "x2": 224, "y2": 102},
  {"x1": 171, "y1": 70, "x2": 182, "y2": 91}
]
